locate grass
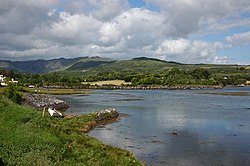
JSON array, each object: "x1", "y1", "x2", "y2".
[
  {"x1": 82, "y1": 80, "x2": 131, "y2": 86},
  {"x1": 0, "y1": 87, "x2": 5, "y2": 94},
  {"x1": 0, "y1": 97, "x2": 143, "y2": 166},
  {"x1": 23, "y1": 87, "x2": 90, "y2": 95}
]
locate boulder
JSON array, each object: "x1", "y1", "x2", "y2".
[
  {"x1": 93, "y1": 108, "x2": 119, "y2": 121},
  {"x1": 22, "y1": 93, "x2": 69, "y2": 111}
]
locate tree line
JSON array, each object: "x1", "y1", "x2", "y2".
[{"x1": 1, "y1": 68, "x2": 249, "y2": 87}]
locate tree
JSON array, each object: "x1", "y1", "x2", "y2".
[{"x1": 191, "y1": 68, "x2": 210, "y2": 79}]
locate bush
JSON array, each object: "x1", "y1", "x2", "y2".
[{"x1": 4, "y1": 83, "x2": 22, "y2": 104}]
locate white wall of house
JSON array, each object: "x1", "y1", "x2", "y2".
[{"x1": 0, "y1": 75, "x2": 6, "y2": 82}]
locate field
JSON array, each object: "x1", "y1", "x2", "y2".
[
  {"x1": 24, "y1": 87, "x2": 90, "y2": 95},
  {"x1": 82, "y1": 80, "x2": 131, "y2": 86}
]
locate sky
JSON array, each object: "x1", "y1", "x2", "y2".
[{"x1": 0, "y1": 0, "x2": 250, "y2": 64}]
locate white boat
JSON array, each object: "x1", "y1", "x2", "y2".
[{"x1": 48, "y1": 108, "x2": 63, "y2": 117}]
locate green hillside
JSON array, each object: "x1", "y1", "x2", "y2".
[
  {"x1": 1, "y1": 56, "x2": 249, "y2": 86},
  {"x1": 0, "y1": 57, "x2": 114, "y2": 74},
  {"x1": 58, "y1": 57, "x2": 249, "y2": 77},
  {"x1": 67, "y1": 56, "x2": 115, "y2": 70},
  {"x1": 88, "y1": 57, "x2": 180, "y2": 73},
  {"x1": 54, "y1": 57, "x2": 250, "y2": 85}
]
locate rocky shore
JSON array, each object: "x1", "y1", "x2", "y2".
[
  {"x1": 97, "y1": 85, "x2": 223, "y2": 90},
  {"x1": 22, "y1": 93, "x2": 120, "y2": 127},
  {"x1": 22, "y1": 93, "x2": 69, "y2": 111},
  {"x1": 80, "y1": 108, "x2": 120, "y2": 133},
  {"x1": 42, "y1": 85, "x2": 223, "y2": 90}
]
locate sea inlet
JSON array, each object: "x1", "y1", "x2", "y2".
[{"x1": 58, "y1": 86, "x2": 250, "y2": 166}]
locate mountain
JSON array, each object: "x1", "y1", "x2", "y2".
[
  {"x1": 66, "y1": 56, "x2": 115, "y2": 70},
  {"x1": 0, "y1": 56, "x2": 248, "y2": 76},
  {"x1": 85, "y1": 57, "x2": 182, "y2": 74},
  {"x1": 54, "y1": 57, "x2": 250, "y2": 80},
  {"x1": 0, "y1": 56, "x2": 114, "y2": 74}
]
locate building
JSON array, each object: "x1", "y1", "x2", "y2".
[
  {"x1": 0, "y1": 75, "x2": 6, "y2": 82},
  {"x1": 9, "y1": 78, "x2": 18, "y2": 84},
  {"x1": 246, "y1": 81, "x2": 250, "y2": 86},
  {"x1": 0, "y1": 75, "x2": 7, "y2": 86},
  {"x1": 0, "y1": 76, "x2": 18, "y2": 86}
]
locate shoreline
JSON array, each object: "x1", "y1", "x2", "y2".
[
  {"x1": 64, "y1": 108, "x2": 121, "y2": 133},
  {"x1": 0, "y1": 97, "x2": 143, "y2": 165},
  {"x1": 21, "y1": 94, "x2": 142, "y2": 163},
  {"x1": 42, "y1": 85, "x2": 224, "y2": 91}
]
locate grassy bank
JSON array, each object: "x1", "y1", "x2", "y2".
[
  {"x1": 0, "y1": 96, "x2": 142, "y2": 166},
  {"x1": 23, "y1": 87, "x2": 90, "y2": 95}
]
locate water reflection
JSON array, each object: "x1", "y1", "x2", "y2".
[{"x1": 59, "y1": 87, "x2": 250, "y2": 166}]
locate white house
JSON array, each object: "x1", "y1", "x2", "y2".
[
  {"x1": 0, "y1": 75, "x2": 6, "y2": 82},
  {"x1": 0, "y1": 75, "x2": 7, "y2": 86},
  {"x1": 0, "y1": 76, "x2": 18, "y2": 86}
]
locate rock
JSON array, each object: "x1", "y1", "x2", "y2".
[
  {"x1": 172, "y1": 132, "x2": 178, "y2": 135},
  {"x1": 93, "y1": 108, "x2": 119, "y2": 122},
  {"x1": 22, "y1": 93, "x2": 69, "y2": 111}
]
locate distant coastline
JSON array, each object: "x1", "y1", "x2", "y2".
[{"x1": 42, "y1": 85, "x2": 224, "y2": 91}]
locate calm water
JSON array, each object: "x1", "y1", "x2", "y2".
[{"x1": 58, "y1": 87, "x2": 250, "y2": 166}]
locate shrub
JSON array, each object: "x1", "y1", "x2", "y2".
[{"x1": 3, "y1": 83, "x2": 22, "y2": 104}]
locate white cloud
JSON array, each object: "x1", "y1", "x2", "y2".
[
  {"x1": 63, "y1": 0, "x2": 87, "y2": 14},
  {"x1": 147, "y1": 0, "x2": 250, "y2": 35},
  {"x1": 63, "y1": 0, "x2": 128, "y2": 20},
  {"x1": 45, "y1": 12, "x2": 102, "y2": 45},
  {"x1": 99, "y1": 8, "x2": 171, "y2": 46},
  {"x1": 0, "y1": 0, "x2": 58, "y2": 34},
  {"x1": 0, "y1": 0, "x2": 249, "y2": 64},
  {"x1": 155, "y1": 39, "x2": 227, "y2": 64},
  {"x1": 89, "y1": 0, "x2": 129, "y2": 21},
  {"x1": 225, "y1": 31, "x2": 250, "y2": 45},
  {"x1": 202, "y1": 19, "x2": 250, "y2": 35}
]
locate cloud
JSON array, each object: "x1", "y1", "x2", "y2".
[
  {"x1": 225, "y1": 31, "x2": 250, "y2": 45},
  {"x1": 88, "y1": 0, "x2": 129, "y2": 21},
  {"x1": 63, "y1": 0, "x2": 87, "y2": 14},
  {"x1": 0, "y1": 0, "x2": 58, "y2": 35},
  {"x1": 44, "y1": 12, "x2": 102, "y2": 45},
  {"x1": 202, "y1": 19, "x2": 250, "y2": 35},
  {"x1": 63, "y1": 0, "x2": 129, "y2": 21},
  {"x1": 155, "y1": 39, "x2": 227, "y2": 64},
  {"x1": 147, "y1": 0, "x2": 250, "y2": 35},
  {"x1": 0, "y1": 0, "x2": 249, "y2": 64},
  {"x1": 99, "y1": 8, "x2": 171, "y2": 46}
]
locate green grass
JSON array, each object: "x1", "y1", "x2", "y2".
[
  {"x1": 0, "y1": 97, "x2": 143, "y2": 166},
  {"x1": 0, "y1": 87, "x2": 5, "y2": 94},
  {"x1": 23, "y1": 87, "x2": 90, "y2": 95}
]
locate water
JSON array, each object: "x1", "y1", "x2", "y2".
[{"x1": 58, "y1": 87, "x2": 250, "y2": 166}]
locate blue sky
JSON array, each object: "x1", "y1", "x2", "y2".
[
  {"x1": 129, "y1": 0, "x2": 159, "y2": 12},
  {"x1": 0, "y1": 0, "x2": 249, "y2": 64},
  {"x1": 128, "y1": 0, "x2": 146, "y2": 7}
]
